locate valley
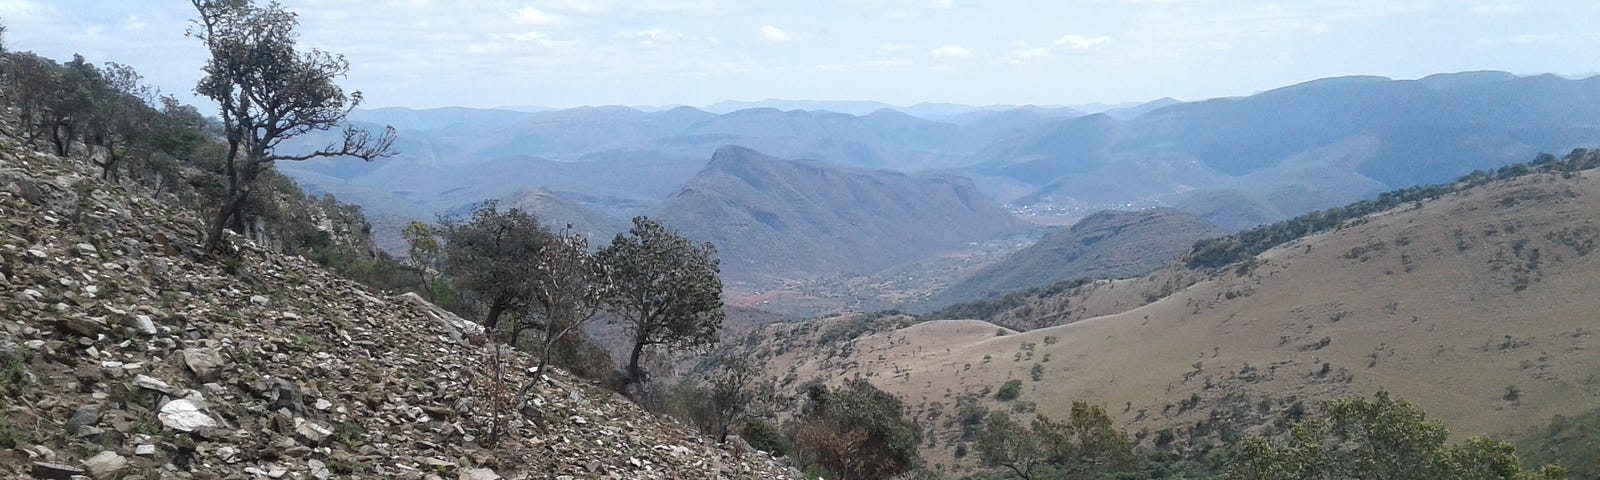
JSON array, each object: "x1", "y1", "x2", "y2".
[
  {"x1": 725, "y1": 157, "x2": 1600, "y2": 472},
  {"x1": 7, "y1": 3, "x2": 1600, "y2": 476},
  {"x1": 276, "y1": 71, "x2": 1600, "y2": 317}
]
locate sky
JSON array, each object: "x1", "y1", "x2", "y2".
[{"x1": 3, "y1": 0, "x2": 1598, "y2": 110}]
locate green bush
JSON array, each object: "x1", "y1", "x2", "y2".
[{"x1": 996, "y1": 380, "x2": 1023, "y2": 401}]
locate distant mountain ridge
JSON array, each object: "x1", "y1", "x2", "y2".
[
  {"x1": 653, "y1": 146, "x2": 1026, "y2": 283},
  {"x1": 927, "y1": 208, "x2": 1226, "y2": 307},
  {"x1": 961, "y1": 71, "x2": 1600, "y2": 230}
]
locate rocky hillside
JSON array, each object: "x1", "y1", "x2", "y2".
[
  {"x1": 926, "y1": 208, "x2": 1225, "y2": 307},
  {"x1": 0, "y1": 134, "x2": 796, "y2": 478},
  {"x1": 655, "y1": 146, "x2": 1026, "y2": 284}
]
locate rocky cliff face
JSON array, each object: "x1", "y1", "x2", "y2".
[{"x1": 0, "y1": 131, "x2": 796, "y2": 478}]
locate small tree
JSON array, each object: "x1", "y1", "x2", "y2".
[
  {"x1": 189, "y1": 0, "x2": 395, "y2": 250},
  {"x1": 523, "y1": 225, "x2": 609, "y2": 377},
  {"x1": 439, "y1": 202, "x2": 545, "y2": 334},
  {"x1": 87, "y1": 62, "x2": 156, "y2": 182},
  {"x1": 1037, "y1": 401, "x2": 1138, "y2": 477},
  {"x1": 794, "y1": 379, "x2": 923, "y2": 480},
  {"x1": 704, "y1": 353, "x2": 784, "y2": 443},
  {"x1": 401, "y1": 221, "x2": 441, "y2": 301},
  {"x1": 976, "y1": 402, "x2": 1136, "y2": 480},
  {"x1": 597, "y1": 216, "x2": 724, "y2": 388},
  {"x1": 975, "y1": 410, "x2": 1045, "y2": 480},
  {"x1": 1228, "y1": 390, "x2": 1566, "y2": 480}
]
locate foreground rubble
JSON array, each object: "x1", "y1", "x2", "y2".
[{"x1": 0, "y1": 137, "x2": 798, "y2": 478}]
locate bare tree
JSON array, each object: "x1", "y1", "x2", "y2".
[
  {"x1": 522, "y1": 225, "x2": 610, "y2": 376},
  {"x1": 189, "y1": 0, "x2": 395, "y2": 250}
]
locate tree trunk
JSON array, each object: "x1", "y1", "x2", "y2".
[
  {"x1": 624, "y1": 337, "x2": 648, "y2": 388},
  {"x1": 205, "y1": 190, "x2": 249, "y2": 251}
]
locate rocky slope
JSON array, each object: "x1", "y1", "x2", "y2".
[{"x1": 0, "y1": 135, "x2": 796, "y2": 478}]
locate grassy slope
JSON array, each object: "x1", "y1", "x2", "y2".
[{"x1": 741, "y1": 169, "x2": 1600, "y2": 470}]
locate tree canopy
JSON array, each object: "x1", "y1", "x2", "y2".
[
  {"x1": 597, "y1": 216, "x2": 724, "y2": 388},
  {"x1": 189, "y1": 0, "x2": 395, "y2": 250},
  {"x1": 1228, "y1": 390, "x2": 1565, "y2": 480}
]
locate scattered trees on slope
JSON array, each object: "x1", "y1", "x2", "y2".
[
  {"x1": 0, "y1": 17, "x2": 408, "y2": 290},
  {"x1": 189, "y1": 0, "x2": 396, "y2": 250},
  {"x1": 1188, "y1": 148, "x2": 1600, "y2": 270},
  {"x1": 975, "y1": 402, "x2": 1137, "y2": 480},
  {"x1": 1228, "y1": 390, "x2": 1565, "y2": 480}
]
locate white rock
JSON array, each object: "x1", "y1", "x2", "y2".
[
  {"x1": 82, "y1": 450, "x2": 128, "y2": 479},
  {"x1": 250, "y1": 295, "x2": 270, "y2": 306},
  {"x1": 294, "y1": 417, "x2": 333, "y2": 444},
  {"x1": 157, "y1": 399, "x2": 217, "y2": 432},
  {"x1": 459, "y1": 468, "x2": 502, "y2": 480},
  {"x1": 309, "y1": 459, "x2": 332, "y2": 480},
  {"x1": 131, "y1": 315, "x2": 157, "y2": 335},
  {"x1": 134, "y1": 444, "x2": 157, "y2": 456},
  {"x1": 133, "y1": 374, "x2": 174, "y2": 394},
  {"x1": 216, "y1": 446, "x2": 239, "y2": 463}
]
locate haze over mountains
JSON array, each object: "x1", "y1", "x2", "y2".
[
  {"x1": 655, "y1": 146, "x2": 1025, "y2": 283},
  {"x1": 925, "y1": 208, "x2": 1227, "y2": 306},
  {"x1": 276, "y1": 70, "x2": 1600, "y2": 311}
]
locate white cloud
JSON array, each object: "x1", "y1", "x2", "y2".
[
  {"x1": 760, "y1": 25, "x2": 794, "y2": 43},
  {"x1": 1004, "y1": 47, "x2": 1050, "y2": 64},
  {"x1": 815, "y1": 58, "x2": 913, "y2": 71},
  {"x1": 537, "y1": 0, "x2": 613, "y2": 15},
  {"x1": 0, "y1": 0, "x2": 48, "y2": 16},
  {"x1": 929, "y1": 45, "x2": 972, "y2": 59},
  {"x1": 632, "y1": 28, "x2": 684, "y2": 46},
  {"x1": 498, "y1": 31, "x2": 583, "y2": 48},
  {"x1": 1053, "y1": 34, "x2": 1112, "y2": 51},
  {"x1": 121, "y1": 14, "x2": 150, "y2": 32},
  {"x1": 1471, "y1": 3, "x2": 1524, "y2": 16},
  {"x1": 1473, "y1": 33, "x2": 1597, "y2": 47},
  {"x1": 928, "y1": 0, "x2": 956, "y2": 10},
  {"x1": 510, "y1": 6, "x2": 561, "y2": 26}
]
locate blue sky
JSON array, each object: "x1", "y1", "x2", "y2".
[{"x1": 3, "y1": 0, "x2": 1597, "y2": 109}]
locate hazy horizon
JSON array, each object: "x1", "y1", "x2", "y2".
[{"x1": 4, "y1": 1, "x2": 1598, "y2": 109}]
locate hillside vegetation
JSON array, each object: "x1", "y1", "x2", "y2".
[
  {"x1": 728, "y1": 150, "x2": 1600, "y2": 475},
  {"x1": 926, "y1": 208, "x2": 1225, "y2": 308},
  {"x1": 0, "y1": 119, "x2": 799, "y2": 478}
]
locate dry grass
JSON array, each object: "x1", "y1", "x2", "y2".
[{"x1": 743, "y1": 170, "x2": 1600, "y2": 470}]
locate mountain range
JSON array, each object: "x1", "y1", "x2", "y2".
[
  {"x1": 966, "y1": 72, "x2": 1600, "y2": 228},
  {"x1": 275, "y1": 70, "x2": 1600, "y2": 309},
  {"x1": 654, "y1": 146, "x2": 1025, "y2": 283}
]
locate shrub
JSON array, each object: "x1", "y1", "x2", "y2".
[{"x1": 996, "y1": 380, "x2": 1023, "y2": 401}]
